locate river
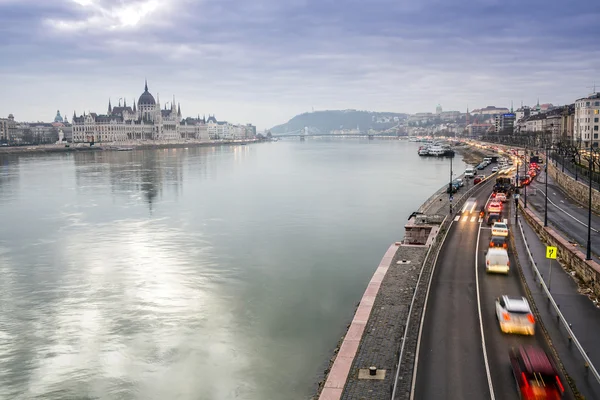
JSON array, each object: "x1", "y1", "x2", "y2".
[{"x1": 0, "y1": 139, "x2": 466, "y2": 400}]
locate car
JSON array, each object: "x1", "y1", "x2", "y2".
[
  {"x1": 492, "y1": 222, "x2": 509, "y2": 236},
  {"x1": 485, "y1": 247, "x2": 510, "y2": 273},
  {"x1": 489, "y1": 235, "x2": 508, "y2": 249},
  {"x1": 455, "y1": 178, "x2": 464, "y2": 187},
  {"x1": 491, "y1": 166, "x2": 499, "y2": 172},
  {"x1": 487, "y1": 201, "x2": 502, "y2": 213},
  {"x1": 487, "y1": 212, "x2": 501, "y2": 225},
  {"x1": 474, "y1": 176, "x2": 482, "y2": 184},
  {"x1": 496, "y1": 295, "x2": 535, "y2": 334},
  {"x1": 495, "y1": 193, "x2": 507, "y2": 203},
  {"x1": 509, "y1": 346, "x2": 565, "y2": 399}
]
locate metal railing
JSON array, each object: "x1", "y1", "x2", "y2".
[{"x1": 516, "y1": 213, "x2": 600, "y2": 384}]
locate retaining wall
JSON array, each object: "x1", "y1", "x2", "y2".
[
  {"x1": 519, "y1": 202, "x2": 600, "y2": 298},
  {"x1": 547, "y1": 161, "x2": 600, "y2": 214}
]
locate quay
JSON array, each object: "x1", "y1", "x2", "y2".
[
  {"x1": 315, "y1": 146, "x2": 486, "y2": 400},
  {"x1": 316, "y1": 140, "x2": 600, "y2": 400},
  {"x1": 0, "y1": 138, "x2": 262, "y2": 155}
]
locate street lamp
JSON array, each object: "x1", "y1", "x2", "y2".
[
  {"x1": 544, "y1": 142, "x2": 549, "y2": 227},
  {"x1": 585, "y1": 146, "x2": 600, "y2": 260}
]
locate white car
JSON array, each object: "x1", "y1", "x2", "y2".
[
  {"x1": 495, "y1": 295, "x2": 535, "y2": 335},
  {"x1": 492, "y1": 222, "x2": 509, "y2": 237},
  {"x1": 492, "y1": 166, "x2": 499, "y2": 172},
  {"x1": 495, "y1": 193, "x2": 507, "y2": 203}
]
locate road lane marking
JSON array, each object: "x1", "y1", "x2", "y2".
[
  {"x1": 454, "y1": 216, "x2": 460, "y2": 221},
  {"x1": 479, "y1": 217, "x2": 483, "y2": 223},
  {"x1": 536, "y1": 188, "x2": 599, "y2": 233},
  {"x1": 409, "y1": 218, "x2": 458, "y2": 400},
  {"x1": 410, "y1": 177, "x2": 498, "y2": 400},
  {"x1": 475, "y1": 193, "x2": 496, "y2": 400},
  {"x1": 462, "y1": 215, "x2": 469, "y2": 221},
  {"x1": 471, "y1": 216, "x2": 477, "y2": 222}
]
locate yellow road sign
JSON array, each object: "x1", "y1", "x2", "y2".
[{"x1": 546, "y1": 246, "x2": 558, "y2": 259}]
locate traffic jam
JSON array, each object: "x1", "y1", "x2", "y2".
[{"x1": 463, "y1": 150, "x2": 565, "y2": 400}]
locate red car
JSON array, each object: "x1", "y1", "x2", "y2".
[
  {"x1": 474, "y1": 176, "x2": 482, "y2": 184},
  {"x1": 510, "y1": 345, "x2": 565, "y2": 399}
]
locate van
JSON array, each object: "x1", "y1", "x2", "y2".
[
  {"x1": 465, "y1": 167, "x2": 476, "y2": 178},
  {"x1": 485, "y1": 248, "x2": 510, "y2": 274}
]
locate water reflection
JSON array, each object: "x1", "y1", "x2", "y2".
[{"x1": 0, "y1": 141, "x2": 466, "y2": 400}]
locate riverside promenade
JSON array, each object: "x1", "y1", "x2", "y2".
[
  {"x1": 0, "y1": 138, "x2": 260, "y2": 155},
  {"x1": 315, "y1": 147, "x2": 488, "y2": 400}
]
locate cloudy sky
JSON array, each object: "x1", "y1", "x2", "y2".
[{"x1": 1, "y1": 0, "x2": 599, "y2": 130}]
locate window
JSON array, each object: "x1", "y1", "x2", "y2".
[{"x1": 595, "y1": 118, "x2": 599, "y2": 123}]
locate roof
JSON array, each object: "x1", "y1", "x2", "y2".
[
  {"x1": 503, "y1": 296, "x2": 530, "y2": 313},
  {"x1": 519, "y1": 346, "x2": 555, "y2": 376},
  {"x1": 138, "y1": 81, "x2": 156, "y2": 105}
]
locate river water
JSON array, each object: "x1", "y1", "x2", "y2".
[{"x1": 0, "y1": 139, "x2": 465, "y2": 400}]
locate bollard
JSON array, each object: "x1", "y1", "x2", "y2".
[{"x1": 369, "y1": 366, "x2": 377, "y2": 376}]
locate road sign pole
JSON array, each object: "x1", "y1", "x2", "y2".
[
  {"x1": 548, "y1": 258, "x2": 553, "y2": 291},
  {"x1": 546, "y1": 246, "x2": 557, "y2": 291}
]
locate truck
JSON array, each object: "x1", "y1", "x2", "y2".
[
  {"x1": 490, "y1": 156, "x2": 499, "y2": 163},
  {"x1": 494, "y1": 177, "x2": 514, "y2": 197}
]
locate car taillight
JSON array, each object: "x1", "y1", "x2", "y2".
[
  {"x1": 507, "y1": 260, "x2": 510, "y2": 266},
  {"x1": 503, "y1": 243, "x2": 508, "y2": 249},
  {"x1": 503, "y1": 313, "x2": 510, "y2": 321},
  {"x1": 555, "y1": 375, "x2": 564, "y2": 393},
  {"x1": 527, "y1": 314, "x2": 535, "y2": 323}
]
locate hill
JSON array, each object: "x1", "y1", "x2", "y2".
[{"x1": 269, "y1": 110, "x2": 409, "y2": 134}]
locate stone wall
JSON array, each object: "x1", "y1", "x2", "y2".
[
  {"x1": 520, "y1": 202, "x2": 600, "y2": 298},
  {"x1": 547, "y1": 161, "x2": 600, "y2": 214}
]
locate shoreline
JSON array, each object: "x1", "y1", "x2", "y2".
[{"x1": 0, "y1": 139, "x2": 264, "y2": 155}]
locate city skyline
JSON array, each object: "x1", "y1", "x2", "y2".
[{"x1": 0, "y1": 0, "x2": 599, "y2": 130}]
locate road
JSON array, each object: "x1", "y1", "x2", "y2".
[
  {"x1": 525, "y1": 169, "x2": 600, "y2": 263},
  {"x1": 413, "y1": 164, "x2": 574, "y2": 399}
]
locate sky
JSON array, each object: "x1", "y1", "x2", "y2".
[{"x1": 0, "y1": 0, "x2": 599, "y2": 130}]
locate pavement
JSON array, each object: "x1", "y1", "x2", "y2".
[
  {"x1": 522, "y1": 167, "x2": 600, "y2": 264},
  {"x1": 513, "y1": 203, "x2": 600, "y2": 399}
]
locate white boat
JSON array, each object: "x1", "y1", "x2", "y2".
[
  {"x1": 428, "y1": 145, "x2": 446, "y2": 156},
  {"x1": 418, "y1": 146, "x2": 430, "y2": 156}
]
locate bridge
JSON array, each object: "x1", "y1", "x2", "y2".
[{"x1": 271, "y1": 126, "x2": 403, "y2": 139}]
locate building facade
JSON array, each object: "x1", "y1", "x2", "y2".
[
  {"x1": 494, "y1": 113, "x2": 516, "y2": 134},
  {"x1": 574, "y1": 92, "x2": 600, "y2": 148},
  {"x1": 72, "y1": 81, "x2": 210, "y2": 143},
  {"x1": 0, "y1": 114, "x2": 16, "y2": 142}
]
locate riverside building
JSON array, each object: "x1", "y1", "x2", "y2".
[{"x1": 72, "y1": 81, "x2": 209, "y2": 143}]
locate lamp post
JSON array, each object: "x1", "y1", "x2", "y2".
[
  {"x1": 524, "y1": 147, "x2": 528, "y2": 208},
  {"x1": 449, "y1": 153, "x2": 453, "y2": 214},
  {"x1": 544, "y1": 142, "x2": 549, "y2": 227},
  {"x1": 586, "y1": 145, "x2": 594, "y2": 260}
]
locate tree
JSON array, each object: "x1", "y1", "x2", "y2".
[
  {"x1": 22, "y1": 128, "x2": 34, "y2": 144},
  {"x1": 266, "y1": 131, "x2": 272, "y2": 139}
]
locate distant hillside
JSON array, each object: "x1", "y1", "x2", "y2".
[{"x1": 269, "y1": 110, "x2": 408, "y2": 134}]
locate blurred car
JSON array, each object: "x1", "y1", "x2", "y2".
[
  {"x1": 486, "y1": 247, "x2": 510, "y2": 274},
  {"x1": 487, "y1": 201, "x2": 502, "y2": 213},
  {"x1": 462, "y1": 197, "x2": 478, "y2": 214},
  {"x1": 489, "y1": 235, "x2": 508, "y2": 249},
  {"x1": 474, "y1": 176, "x2": 482, "y2": 184},
  {"x1": 509, "y1": 345, "x2": 564, "y2": 399},
  {"x1": 492, "y1": 222, "x2": 509, "y2": 236},
  {"x1": 495, "y1": 193, "x2": 507, "y2": 203},
  {"x1": 487, "y1": 212, "x2": 502, "y2": 225},
  {"x1": 496, "y1": 295, "x2": 535, "y2": 335},
  {"x1": 454, "y1": 178, "x2": 464, "y2": 187},
  {"x1": 492, "y1": 166, "x2": 499, "y2": 172}
]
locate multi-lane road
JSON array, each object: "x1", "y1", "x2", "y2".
[
  {"x1": 525, "y1": 169, "x2": 599, "y2": 262},
  {"x1": 412, "y1": 165, "x2": 573, "y2": 399}
]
